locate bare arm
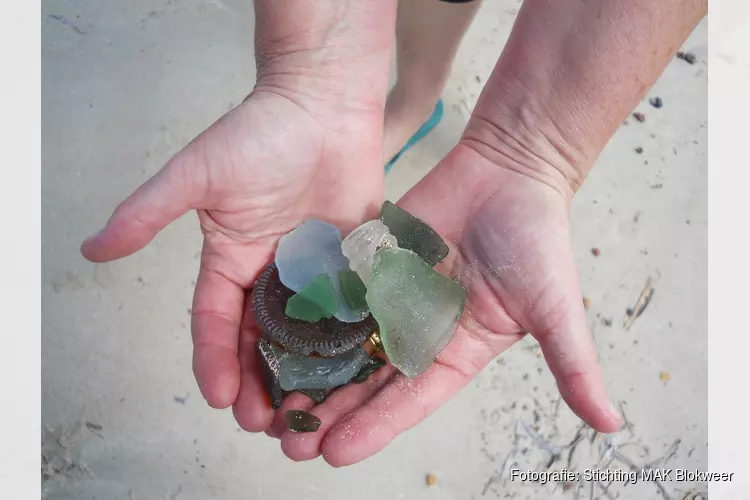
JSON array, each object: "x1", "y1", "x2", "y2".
[
  {"x1": 252, "y1": 0, "x2": 397, "y2": 112},
  {"x1": 464, "y1": 0, "x2": 707, "y2": 198}
]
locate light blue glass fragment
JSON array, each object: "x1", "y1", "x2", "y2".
[
  {"x1": 279, "y1": 347, "x2": 369, "y2": 391},
  {"x1": 275, "y1": 219, "x2": 368, "y2": 323}
]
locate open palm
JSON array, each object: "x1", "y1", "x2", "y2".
[
  {"x1": 81, "y1": 90, "x2": 385, "y2": 422},
  {"x1": 83, "y1": 100, "x2": 621, "y2": 467},
  {"x1": 268, "y1": 145, "x2": 622, "y2": 466}
]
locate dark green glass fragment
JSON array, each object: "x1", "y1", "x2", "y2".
[
  {"x1": 379, "y1": 200, "x2": 449, "y2": 266},
  {"x1": 352, "y1": 355, "x2": 387, "y2": 383},
  {"x1": 257, "y1": 339, "x2": 285, "y2": 409},
  {"x1": 338, "y1": 269, "x2": 369, "y2": 311},
  {"x1": 294, "y1": 388, "x2": 330, "y2": 404},
  {"x1": 285, "y1": 410, "x2": 322, "y2": 433}
]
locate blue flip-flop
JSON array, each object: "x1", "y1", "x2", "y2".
[{"x1": 385, "y1": 98, "x2": 444, "y2": 174}]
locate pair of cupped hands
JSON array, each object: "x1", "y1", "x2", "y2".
[{"x1": 81, "y1": 80, "x2": 622, "y2": 466}]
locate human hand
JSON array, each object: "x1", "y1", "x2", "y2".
[
  {"x1": 81, "y1": 0, "x2": 398, "y2": 431},
  {"x1": 80, "y1": 86, "x2": 387, "y2": 424},
  {"x1": 265, "y1": 142, "x2": 622, "y2": 466}
]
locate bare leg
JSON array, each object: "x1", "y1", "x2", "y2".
[{"x1": 383, "y1": 0, "x2": 481, "y2": 163}]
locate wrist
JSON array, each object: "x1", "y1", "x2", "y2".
[
  {"x1": 459, "y1": 0, "x2": 706, "y2": 200},
  {"x1": 460, "y1": 93, "x2": 587, "y2": 204},
  {"x1": 252, "y1": 0, "x2": 396, "y2": 110}
]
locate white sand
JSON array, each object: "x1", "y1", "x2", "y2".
[{"x1": 42, "y1": 1, "x2": 707, "y2": 498}]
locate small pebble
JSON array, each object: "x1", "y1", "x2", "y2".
[
  {"x1": 426, "y1": 473, "x2": 438, "y2": 486},
  {"x1": 649, "y1": 97, "x2": 663, "y2": 109},
  {"x1": 676, "y1": 51, "x2": 697, "y2": 64},
  {"x1": 591, "y1": 248, "x2": 601, "y2": 257},
  {"x1": 659, "y1": 371, "x2": 671, "y2": 382},
  {"x1": 632, "y1": 112, "x2": 646, "y2": 122},
  {"x1": 635, "y1": 147, "x2": 644, "y2": 154},
  {"x1": 583, "y1": 297, "x2": 591, "y2": 309}
]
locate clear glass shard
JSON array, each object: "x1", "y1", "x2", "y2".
[{"x1": 341, "y1": 220, "x2": 398, "y2": 285}]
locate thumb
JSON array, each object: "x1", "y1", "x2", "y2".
[
  {"x1": 529, "y1": 264, "x2": 623, "y2": 433},
  {"x1": 81, "y1": 150, "x2": 202, "y2": 263}
]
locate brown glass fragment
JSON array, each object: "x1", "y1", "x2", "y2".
[{"x1": 285, "y1": 410, "x2": 322, "y2": 433}]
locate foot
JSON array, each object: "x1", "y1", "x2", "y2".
[{"x1": 383, "y1": 87, "x2": 443, "y2": 167}]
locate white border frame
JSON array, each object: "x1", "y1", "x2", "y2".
[
  {"x1": 0, "y1": 1, "x2": 747, "y2": 498},
  {"x1": 708, "y1": 2, "x2": 750, "y2": 498},
  {"x1": 0, "y1": 1, "x2": 41, "y2": 498}
]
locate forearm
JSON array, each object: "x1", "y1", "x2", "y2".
[
  {"x1": 463, "y1": 0, "x2": 706, "y2": 197},
  {"x1": 252, "y1": 0, "x2": 397, "y2": 110}
]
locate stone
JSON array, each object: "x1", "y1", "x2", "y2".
[
  {"x1": 366, "y1": 247, "x2": 466, "y2": 378},
  {"x1": 252, "y1": 263, "x2": 377, "y2": 357},
  {"x1": 257, "y1": 339, "x2": 285, "y2": 409},
  {"x1": 284, "y1": 273, "x2": 339, "y2": 322},
  {"x1": 351, "y1": 355, "x2": 387, "y2": 383},
  {"x1": 275, "y1": 219, "x2": 366, "y2": 322},
  {"x1": 279, "y1": 347, "x2": 369, "y2": 391},
  {"x1": 338, "y1": 269, "x2": 368, "y2": 312},
  {"x1": 285, "y1": 410, "x2": 321, "y2": 433},
  {"x1": 379, "y1": 201, "x2": 449, "y2": 267}
]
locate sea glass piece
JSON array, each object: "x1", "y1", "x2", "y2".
[
  {"x1": 294, "y1": 388, "x2": 330, "y2": 404},
  {"x1": 253, "y1": 263, "x2": 377, "y2": 356},
  {"x1": 285, "y1": 273, "x2": 339, "y2": 322},
  {"x1": 275, "y1": 219, "x2": 366, "y2": 322},
  {"x1": 366, "y1": 247, "x2": 466, "y2": 378},
  {"x1": 379, "y1": 201, "x2": 449, "y2": 266},
  {"x1": 257, "y1": 339, "x2": 286, "y2": 409},
  {"x1": 338, "y1": 270, "x2": 368, "y2": 311},
  {"x1": 341, "y1": 220, "x2": 398, "y2": 285},
  {"x1": 279, "y1": 347, "x2": 369, "y2": 391},
  {"x1": 285, "y1": 410, "x2": 322, "y2": 433},
  {"x1": 352, "y1": 355, "x2": 387, "y2": 383}
]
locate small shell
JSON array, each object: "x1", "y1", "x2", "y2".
[{"x1": 252, "y1": 263, "x2": 377, "y2": 357}]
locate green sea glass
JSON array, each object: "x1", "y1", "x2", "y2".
[
  {"x1": 379, "y1": 201, "x2": 449, "y2": 267},
  {"x1": 339, "y1": 270, "x2": 368, "y2": 311},
  {"x1": 293, "y1": 388, "x2": 330, "y2": 404},
  {"x1": 284, "y1": 273, "x2": 339, "y2": 322},
  {"x1": 366, "y1": 247, "x2": 466, "y2": 378},
  {"x1": 352, "y1": 355, "x2": 387, "y2": 383}
]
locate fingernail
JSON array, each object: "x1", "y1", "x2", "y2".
[
  {"x1": 82, "y1": 229, "x2": 102, "y2": 245},
  {"x1": 80, "y1": 230, "x2": 104, "y2": 260},
  {"x1": 607, "y1": 401, "x2": 624, "y2": 427},
  {"x1": 607, "y1": 401, "x2": 618, "y2": 415}
]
